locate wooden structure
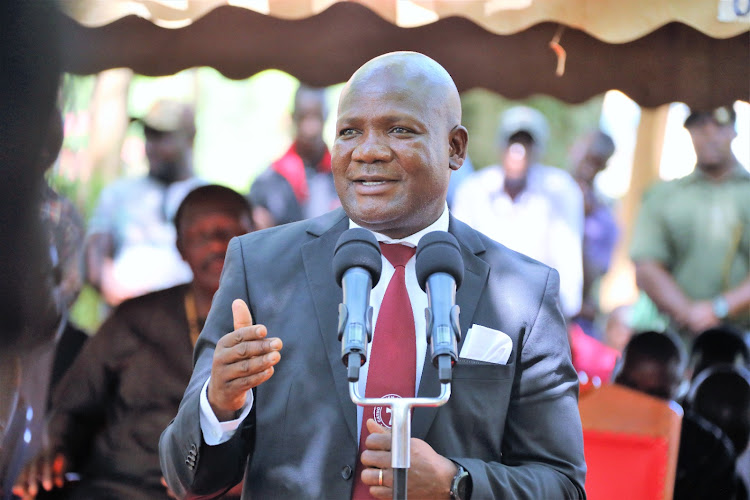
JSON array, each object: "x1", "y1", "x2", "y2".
[{"x1": 57, "y1": 0, "x2": 749, "y2": 109}]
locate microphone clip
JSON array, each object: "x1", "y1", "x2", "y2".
[{"x1": 337, "y1": 299, "x2": 374, "y2": 382}]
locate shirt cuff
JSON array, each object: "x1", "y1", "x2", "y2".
[{"x1": 199, "y1": 377, "x2": 253, "y2": 446}]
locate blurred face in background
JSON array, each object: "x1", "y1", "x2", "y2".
[
  {"x1": 177, "y1": 204, "x2": 252, "y2": 294},
  {"x1": 145, "y1": 127, "x2": 192, "y2": 184},
  {"x1": 500, "y1": 131, "x2": 536, "y2": 200},
  {"x1": 293, "y1": 90, "x2": 327, "y2": 161},
  {"x1": 573, "y1": 144, "x2": 612, "y2": 188},
  {"x1": 502, "y1": 131, "x2": 535, "y2": 181},
  {"x1": 687, "y1": 118, "x2": 736, "y2": 173}
]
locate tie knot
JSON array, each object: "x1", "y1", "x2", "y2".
[{"x1": 379, "y1": 243, "x2": 415, "y2": 268}]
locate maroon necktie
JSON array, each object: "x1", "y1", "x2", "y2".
[{"x1": 351, "y1": 243, "x2": 417, "y2": 500}]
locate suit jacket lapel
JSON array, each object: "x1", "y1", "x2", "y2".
[
  {"x1": 412, "y1": 216, "x2": 490, "y2": 440},
  {"x1": 300, "y1": 209, "x2": 360, "y2": 444}
]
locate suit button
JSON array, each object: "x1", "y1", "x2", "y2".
[{"x1": 341, "y1": 465, "x2": 353, "y2": 480}]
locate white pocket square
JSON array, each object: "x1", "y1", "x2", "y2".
[{"x1": 459, "y1": 324, "x2": 513, "y2": 365}]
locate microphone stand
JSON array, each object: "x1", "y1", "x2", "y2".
[
  {"x1": 349, "y1": 372, "x2": 451, "y2": 500},
  {"x1": 337, "y1": 229, "x2": 462, "y2": 500}
]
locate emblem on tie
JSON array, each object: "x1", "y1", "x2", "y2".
[{"x1": 374, "y1": 394, "x2": 402, "y2": 428}]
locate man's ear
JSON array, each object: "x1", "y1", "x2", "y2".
[
  {"x1": 176, "y1": 236, "x2": 187, "y2": 262},
  {"x1": 448, "y1": 125, "x2": 469, "y2": 171}
]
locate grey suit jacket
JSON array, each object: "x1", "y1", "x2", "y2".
[{"x1": 160, "y1": 208, "x2": 586, "y2": 499}]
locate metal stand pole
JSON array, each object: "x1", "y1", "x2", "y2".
[
  {"x1": 350, "y1": 382, "x2": 451, "y2": 500},
  {"x1": 392, "y1": 468, "x2": 408, "y2": 500}
]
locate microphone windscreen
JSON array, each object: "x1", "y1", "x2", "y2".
[
  {"x1": 333, "y1": 228, "x2": 382, "y2": 287},
  {"x1": 415, "y1": 231, "x2": 464, "y2": 291}
]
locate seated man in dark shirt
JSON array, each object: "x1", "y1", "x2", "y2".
[
  {"x1": 687, "y1": 326, "x2": 750, "y2": 381},
  {"x1": 683, "y1": 365, "x2": 750, "y2": 500},
  {"x1": 614, "y1": 330, "x2": 743, "y2": 500},
  {"x1": 13, "y1": 185, "x2": 253, "y2": 500}
]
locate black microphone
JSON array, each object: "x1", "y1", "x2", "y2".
[
  {"x1": 415, "y1": 231, "x2": 464, "y2": 384},
  {"x1": 333, "y1": 228, "x2": 382, "y2": 382}
]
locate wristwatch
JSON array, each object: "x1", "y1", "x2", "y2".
[
  {"x1": 450, "y1": 463, "x2": 471, "y2": 500},
  {"x1": 712, "y1": 295, "x2": 730, "y2": 320}
]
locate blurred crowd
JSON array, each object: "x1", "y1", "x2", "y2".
[{"x1": 1, "y1": 80, "x2": 748, "y2": 499}]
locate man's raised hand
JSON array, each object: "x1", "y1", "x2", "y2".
[{"x1": 208, "y1": 299, "x2": 282, "y2": 421}]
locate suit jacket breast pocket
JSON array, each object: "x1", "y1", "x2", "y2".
[
  {"x1": 452, "y1": 360, "x2": 515, "y2": 380},
  {"x1": 431, "y1": 361, "x2": 514, "y2": 456}
]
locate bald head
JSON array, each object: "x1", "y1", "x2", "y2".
[{"x1": 341, "y1": 52, "x2": 462, "y2": 133}]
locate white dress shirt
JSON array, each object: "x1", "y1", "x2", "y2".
[
  {"x1": 452, "y1": 163, "x2": 583, "y2": 317},
  {"x1": 199, "y1": 206, "x2": 450, "y2": 445}
]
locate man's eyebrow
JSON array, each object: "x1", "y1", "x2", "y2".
[
  {"x1": 336, "y1": 113, "x2": 422, "y2": 125},
  {"x1": 382, "y1": 114, "x2": 418, "y2": 122}
]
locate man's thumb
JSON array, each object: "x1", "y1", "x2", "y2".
[{"x1": 232, "y1": 299, "x2": 253, "y2": 330}]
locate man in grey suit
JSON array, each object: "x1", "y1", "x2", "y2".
[{"x1": 160, "y1": 51, "x2": 586, "y2": 499}]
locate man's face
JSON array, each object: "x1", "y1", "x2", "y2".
[
  {"x1": 687, "y1": 119, "x2": 736, "y2": 171},
  {"x1": 145, "y1": 129, "x2": 190, "y2": 183},
  {"x1": 332, "y1": 80, "x2": 462, "y2": 238},
  {"x1": 502, "y1": 132, "x2": 535, "y2": 181},
  {"x1": 293, "y1": 94, "x2": 326, "y2": 158},
  {"x1": 574, "y1": 150, "x2": 610, "y2": 187},
  {"x1": 178, "y1": 209, "x2": 252, "y2": 293}
]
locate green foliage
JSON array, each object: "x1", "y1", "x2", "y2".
[{"x1": 69, "y1": 285, "x2": 104, "y2": 334}]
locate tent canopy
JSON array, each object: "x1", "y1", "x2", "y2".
[{"x1": 58, "y1": 0, "x2": 749, "y2": 108}]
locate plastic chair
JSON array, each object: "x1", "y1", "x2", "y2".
[{"x1": 579, "y1": 384, "x2": 683, "y2": 500}]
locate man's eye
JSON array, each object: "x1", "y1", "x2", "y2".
[
  {"x1": 339, "y1": 128, "x2": 357, "y2": 137},
  {"x1": 391, "y1": 127, "x2": 411, "y2": 134}
]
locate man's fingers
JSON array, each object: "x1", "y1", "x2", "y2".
[
  {"x1": 361, "y1": 420, "x2": 392, "y2": 468},
  {"x1": 362, "y1": 468, "x2": 392, "y2": 499},
  {"x1": 40, "y1": 456, "x2": 53, "y2": 491},
  {"x1": 52, "y1": 454, "x2": 66, "y2": 488},
  {"x1": 220, "y1": 351, "x2": 281, "y2": 382},
  {"x1": 225, "y1": 366, "x2": 277, "y2": 391},
  {"x1": 365, "y1": 467, "x2": 388, "y2": 486},
  {"x1": 232, "y1": 299, "x2": 253, "y2": 331},
  {"x1": 11, "y1": 471, "x2": 28, "y2": 497},
  {"x1": 219, "y1": 335, "x2": 282, "y2": 364},
  {"x1": 364, "y1": 418, "x2": 392, "y2": 452},
  {"x1": 366, "y1": 418, "x2": 389, "y2": 435},
  {"x1": 27, "y1": 459, "x2": 39, "y2": 497},
  {"x1": 369, "y1": 486, "x2": 392, "y2": 499}
]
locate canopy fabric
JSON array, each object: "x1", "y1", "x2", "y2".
[
  {"x1": 62, "y1": 0, "x2": 749, "y2": 42},
  {"x1": 57, "y1": 1, "x2": 749, "y2": 109}
]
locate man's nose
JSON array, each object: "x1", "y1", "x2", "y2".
[
  {"x1": 352, "y1": 132, "x2": 391, "y2": 164},
  {"x1": 207, "y1": 237, "x2": 228, "y2": 252}
]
